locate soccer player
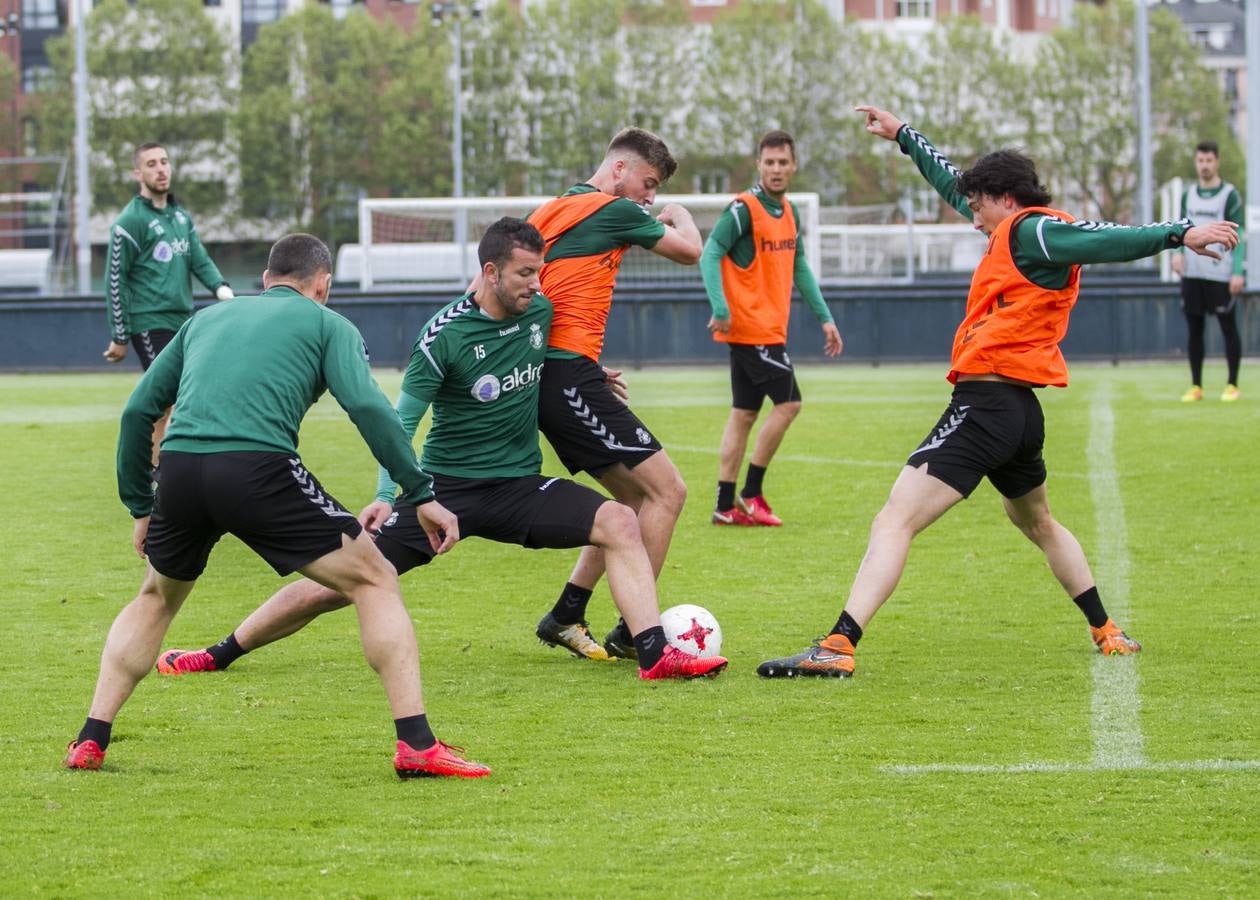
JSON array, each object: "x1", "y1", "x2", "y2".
[
  {"x1": 103, "y1": 143, "x2": 234, "y2": 467},
  {"x1": 703, "y1": 130, "x2": 843, "y2": 527},
  {"x1": 1171, "y1": 139, "x2": 1246, "y2": 402},
  {"x1": 65, "y1": 233, "x2": 490, "y2": 780},
  {"x1": 757, "y1": 105, "x2": 1240, "y2": 678},
  {"x1": 526, "y1": 128, "x2": 703, "y2": 661},
  {"x1": 154, "y1": 218, "x2": 727, "y2": 682}
]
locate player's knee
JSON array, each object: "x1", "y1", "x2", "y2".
[
  {"x1": 592, "y1": 500, "x2": 642, "y2": 550},
  {"x1": 775, "y1": 400, "x2": 802, "y2": 420},
  {"x1": 731, "y1": 408, "x2": 758, "y2": 428}
]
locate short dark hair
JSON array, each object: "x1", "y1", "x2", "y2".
[
  {"x1": 267, "y1": 233, "x2": 332, "y2": 281},
  {"x1": 607, "y1": 127, "x2": 678, "y2": 182},
  {"x1": 956, "y1": 149, "x2": 1052, "y2": 208},
  {"x1": 478, "y1": 217, "x2": 544, "y2": 269},
  {"x1": 133, "y1": 142, "x2": 166, "y2": 168},
  {"x1": 758, "y1": 129, "x2": 796, "y2": 160},
  {"x1": 1195, "y1": 139, "x2": 1219, "y2": 157}
]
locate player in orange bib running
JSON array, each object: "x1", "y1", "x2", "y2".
[
  {"x1": 527, "y1": 128, "x2": 705, "y2": 662},
  {"x1": 758, "y1": 104, "x2": 1239, "y2": 679},
  {"x1": 703, "y1": 130, "x2": 843, "y2": 527}
]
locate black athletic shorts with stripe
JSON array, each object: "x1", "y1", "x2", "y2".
[
  {"x1": 131, "y1": 329, "x2": 178, "y2": 370},
  {"x1": 906, "y1": 381, "x2": 1047, "y2": 500},
  {"x1": 728, "y1": 343, "x2": 801, "y2": 410},
  {"x1": 373, "y1": 472, "x2": 607, "y2": 574},
  {"x1": 145, "y1": 451, "x2": 362, "y2": 581},
  {"x1": 1180, "y1": 277, "x2": 1236, "y2": 317},
  {"x1": 538, "y1": 355, "x2": 663, "y2": 477}
]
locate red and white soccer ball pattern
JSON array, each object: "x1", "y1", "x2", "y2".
[{"x1": 659, "y1": 604, "x2": 723, "y2": 658}]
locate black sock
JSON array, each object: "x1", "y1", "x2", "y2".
[
  {"x1": 77, "y1": 717, "x2": 112, "y2": 751},
  {"x1": 206, "y1": 632, "x2": 247, "y2": 670},
  {"x1": 549, "y1": 582, "x2": 593, "y2": 626},
  {"x1": 633, "y1": 625, "x2": 667, "y2": 670},
  {"x1": 741, "y1": 463, "x2": 767, "y2": 499},
  {"x1": 829, "y1": 610, "x2": 864, "y2": 647},
  {"x1": 1072, "y1": 586, "x2": 1109, "y2": 629},
  {"x1": 394, "y1": 714, "x2": 436, "y2": 750},
  {"x1": 716, "y1": 481, "x2": 736, "y2": 511}
]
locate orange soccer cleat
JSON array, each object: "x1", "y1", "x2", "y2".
[{"x1": 757, "y1": 634, "x2": 856, "y2": 678}]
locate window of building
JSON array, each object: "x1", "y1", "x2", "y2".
[
  {"x1": 22, "y1": 63, "x2": 54, "y2": 92},
  {"x1": 316, "y1": 0, "x2": 357, "y2": 19},
  {"x1": 21, "y1": 0, "x2": 60, "y2": 29},
  {"x1": 896, "y1": 0, "x2": 935, "y2": 17},
  {"x1": 242, "y1": 0, "x2": 284, "y2": 24}
]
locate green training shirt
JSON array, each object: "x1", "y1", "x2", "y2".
[
  {"x1": 106, "y1": 194, "x2": 228, "y2": 342},
  {"x1": 543, "y1": 184, "x2": 666, "y2": 361},
  {"x1": 897, "y1": 124, "x2": 1192, "y2": 289},
  {"x1": 117, "y1": 285, "x2": 433, "y2": 517},
  {"x1": 700, "y1": 184, "x2": 832, "y2": 324},
  {"x1": 377, "y1": 291, "x2": 553, "y2": 497}
]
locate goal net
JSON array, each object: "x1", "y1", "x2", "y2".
[{"x1": 347, "y1": 193, "x2": 821, "y2": 290}]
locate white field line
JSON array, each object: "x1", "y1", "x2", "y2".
[
  {"x1": 1087, "y1": 385, "x2": 1145, "y2": 769},
  {"x1": 884, "y1": 760, "x2": 1260, "y2": 775}
]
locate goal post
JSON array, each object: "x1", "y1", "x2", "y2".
[{"x1": 350, "y1": 193, "x2": 821, "y2": 290}]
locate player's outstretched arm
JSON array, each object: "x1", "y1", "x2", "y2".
[
  {"x1": 1184, "y1": 221, "x2": 1240, "y2": 259},
  {"x1": 856, "y1": 105, "x2": 905, "y2": 142},
  {"x1": 652, "y1": 203, "x2": 702, "y2": 264}
]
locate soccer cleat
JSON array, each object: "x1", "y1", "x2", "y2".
[
  {"x1": 155, "y1": 648, "x2": 217, "y2": 675},
  {"x1": 394, "y1": 739, "x2": 491, "y2": 779},
  {"x1": 711, "y1": 506, "x2": 757, "y2": 526},
  {"x1": 1221, "y1": 384, "x2": 1241, "y2": 402},
  {"x1": 638, "y1": 645, "x2": 728, "y2": 680},
  {"x1": 738, "y1": 495, "x2": 783, "y2": 526},
  {"x1": 1180, "y1": 386, "x2": 1203, "y2": 403},
  {"x1": 602, "y1": 618, "x2": 637, "y2": 660},
  {"x1": 64, "y1": 739, "x2": 105, "y2": 770},
  {"x1": 535, "y1": 612, "x2": 611, "y2": 661},
  {"x1": 756, "y1": 634, "x2": 856, "y2": 678},
  {"x1": 1091, "y1": 619, "x2": 1142, "y2": 656}
]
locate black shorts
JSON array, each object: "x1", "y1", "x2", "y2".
[
  {"x1": 906, "y1": 382, "x2": 1047, "y2": 500},
  {"x1": 373, "y1": 473, "x2": 607, "y2": 574},
  {"x1": 538, "y1": 356, "x2": 663, "y2": 476},
  {"x1": 145, "y1": 451, "x2": 362, "y2": 581},
  {"x1": 729, "y1": 343, "x2": 801, "y2": 410},
  {"x1": 1180, "y1": 278, "x2": 1236, "y2": 317},
  {"x1": 131, "y1": 329, "x2": 177, "y2": 370}
]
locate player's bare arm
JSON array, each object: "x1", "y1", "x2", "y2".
[
  {"x1": 652, "y1": 203, "x2": 702, "y2": 264},
  {"x1": 131, "y1": 515, "x2": 149, "y2": 559},
  {"x1": 707, "y1": 315, "x2": 731, "y2": 334},
  {"x1": 856, "y1": 105, "x2": 905, "y2": 142},
  {"x1": 1184, "y1": 221, "x2": 1240, "y2": 259},
  {"x1": 104, "y1": 341, "x2": 129, "y2": 362},
  {"x1": 822, "y1": 322, "x2": 843, "y2": 357},
  {"x1": 359, "y1": 500, "x2": 394, "y2": 534},
  {"x1": 603, "y1": 366, "x2": 629, "y2": 402}
]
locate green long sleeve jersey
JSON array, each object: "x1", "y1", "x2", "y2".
[
  {"x1": 117, "y1": 286, "x2": 433, "y2": 517},
  {"x1": 106, "y1": 194, "x2": 228, "y2": 342},
  {"x1": 700, "y1": 185, "x2": 833, "y2": 324},
  {"x1": 375, "y1": 292, "x2": 552, "y2": 501},
  {"x1": 897, "y1": 125, "x2": 1192, "y2": 289}
]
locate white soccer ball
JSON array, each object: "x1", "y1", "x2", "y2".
[{"x1": 659, "y1": 604, "x2": 723, "y2": 658}]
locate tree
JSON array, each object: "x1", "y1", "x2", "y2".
[
  {"x1": 236, "y1": 6, "x2": 450, "y2": 242},
  {"x1": 34, "y1": 0, "x2": 234, "y2": 215},
  {"x1": 1023, "y1": 0, "x2": 1241, "y2": 222}
]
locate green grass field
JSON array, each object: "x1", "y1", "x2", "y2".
[{"x1": 2, "y1": 363, "x2": 1257, "y2": 897}]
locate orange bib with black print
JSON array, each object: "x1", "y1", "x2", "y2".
[
  {"x1": 715, "y1": 192, "x2": 799, "y2": 345},
  {"x1": 949, "y1": 206, "x2": 1081, "y2": 387},
  {"x1": 528, "y1": 192, "x2": 623, "y2": 361}
]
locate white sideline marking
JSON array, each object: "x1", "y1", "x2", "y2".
[
  {"x1": 1086, "y1": 386, "x2": 1144, "y2": 769},
  {"x1": 885, "y1": 760, "x2": 1260, "y2": 775}
]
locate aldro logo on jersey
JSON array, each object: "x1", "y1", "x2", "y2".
[{"x1": 471, "y1": 361, "x2": 543, "y2": 403}]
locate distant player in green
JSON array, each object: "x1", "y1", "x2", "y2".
[
  {"x1": 64, "y1": 233, "x2": 489, "y2": 780},
  {"x1": 103, "y1": 143, "x2": 234, "y2": 463},
  {"x1": 703, "y1": 130, "x2": 843, "y2": 527},
  {"x1": 1171, "y1": 139, "x2": 1246, "y2": 403},
  {"x1": 154, "y1": 218, "x2": 727, "y2": 683}
]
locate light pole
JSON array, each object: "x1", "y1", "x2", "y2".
[
  {"x1": 74, "y1": 0, "x2": 90, "y2": 293},
  {"x1": 1134, "y1": 0, "x2": 1152, "y2": 228},
  {"x1": 430, "y1": 1, "x2": 480, "y2": 284}
]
